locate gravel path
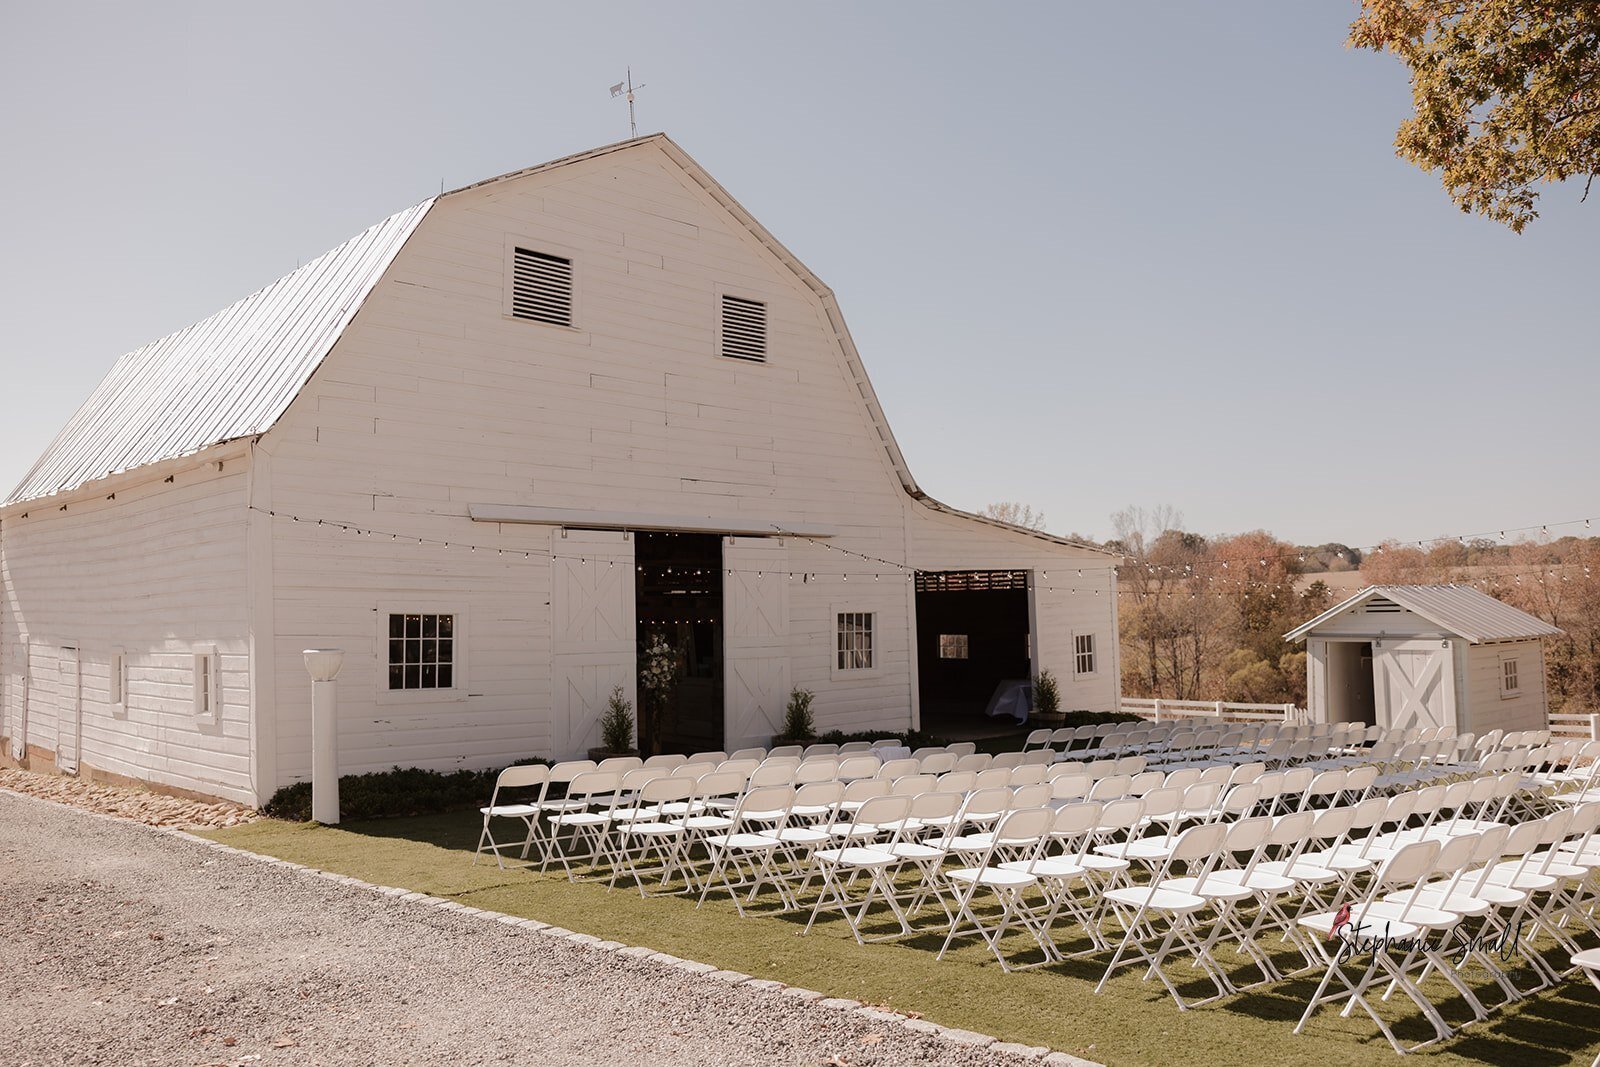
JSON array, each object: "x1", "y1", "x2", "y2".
[{"x1": 0, "y1": 791, "x2": 1073, "y2": 1067}]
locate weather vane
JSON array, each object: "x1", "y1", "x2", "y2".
[{"x1": 608, "y1": 68, "x2": 646, "y2": 138}]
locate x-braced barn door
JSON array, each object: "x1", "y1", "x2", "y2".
[
  {"x1": 1374, "y1": 639, "x2": 1457, "y2": 733},
  {"x1": 723, "y1": 537, "x2": 789, "y2": 752},
  {"x1": 56, "y1": 647, "x2": 81, "y2": 775},
  {"x1": 551, "y1": 529, "x2": 636, "y2": 758}
]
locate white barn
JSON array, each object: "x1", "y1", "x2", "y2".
[
  {"x1": 1285, "y1": 584, "x2": 1560, "y2": 735},
  {"x1": 0, "y1": 135, "x2": 1121, "y2": 806}
]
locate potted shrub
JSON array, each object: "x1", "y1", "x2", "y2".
[
  {"x1": 772, "y1": 687, "x2": 817, "y2": 746},
  {"x1": 588, "y1": 684, "x2": 639, "y2": 761},
  {"x1": 1031, "y1": 669, "x2": 1064, "y2": 725}
]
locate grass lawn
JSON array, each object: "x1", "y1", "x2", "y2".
[{"x1": 203, "y1": 812, "x2": 1600, "y2": 1067}]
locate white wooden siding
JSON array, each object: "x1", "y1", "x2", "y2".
[
  {"x1": 1464, "y1": 639, "x2": 1548, "y2": 734},
  {"x1": 251, "y1": 146, "x2": 1121, "y2": 784},
  {"x1": 0, "y1": 463, "x2": 254, "y2": 801}
]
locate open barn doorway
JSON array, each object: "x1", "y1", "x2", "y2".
[
  {"x1": 635, "y1": 532, "x2": 723, "y2": 754},
  {"x1": 915, "y1": 570, "x2": 1032, "y2": 734}
]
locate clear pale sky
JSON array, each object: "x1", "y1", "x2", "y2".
[{"x1": 2, "y1": 2, "x2": 1594, "y2": 547}]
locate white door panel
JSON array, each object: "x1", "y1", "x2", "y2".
[
  {"x1": 57, "y1": 647, "x2": 81, "y2": 774},
  {"x1": 1374, "y1": 639, "x2": 1454, "y2": 732},
  {"x1": 723, "y1": 537, "x2": 789, "y2": 751},
  {"x1": 551, "y1": 530, "x2": 635, "y2": 758}
]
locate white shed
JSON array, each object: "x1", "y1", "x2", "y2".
[
  {"x1": 0, "y1": 134, "x2": 1122, "y2": 805},
  {"x1": 1285, "y1": 584, "x2": 1561, "y2": 735}
]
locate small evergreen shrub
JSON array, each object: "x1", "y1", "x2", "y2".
[
  {"x1": 773, "y1": 688, "x2": 817, "y2": 744},
  {"x1": 1033, "y1": 669, "x2": 1062, "y2": 719},
  {"x1": 598, "y1": 684, "x2": 636, "y2": 753}
]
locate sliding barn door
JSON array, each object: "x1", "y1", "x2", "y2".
[
  {"x1": 551, "y1": 530, "x2": 636, "y2": 758},
  {"x1": 723, "y1": 537, "x2": 789, "y2": 752},
  {"x1": 1374, "y1": 639, "x2": 1456, "y2": 733}
]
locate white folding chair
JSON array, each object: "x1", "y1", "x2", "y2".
[{"x1": 474, "y1": 763, "x2": 549, "y2": 868}]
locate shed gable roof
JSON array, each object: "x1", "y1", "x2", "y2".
[{"x1": 1284, "y1": 584, "x2": 1562, "y2": 644}]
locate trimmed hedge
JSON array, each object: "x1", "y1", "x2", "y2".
[{"x1": 262, "y1": 758, "x2": 552, "y2": 822}]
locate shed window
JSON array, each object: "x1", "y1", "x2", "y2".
[
  {"x1": 510, "y1": 248, "x2": 574, "y2": 326},
  {"x1": 389, "y1": 613, "x2": 455, "y2": 690},
  {"x1": 938, "y1": 634, "x2": 969, "y2": 660},
  {"x1": 720, "y1": 294, "x2": 767, "y2": 362},
  {"x1": 1074, "y1": 633, "x2": 1097, "y2": 676},
  {"x1": 837, "y1": 612, "x2": 874, "y2": 671},
  {"x1": 1501, "y1": 656, "x2": 1520, "y2": 696}
]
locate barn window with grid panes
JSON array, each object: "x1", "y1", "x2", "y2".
[
  {"x1": 720, "y1": 294, "x2": 767, "y2": 361},
  {"x1": 1501, "y1": 656, "x2": 1520, "y2": 696},
  {"x1": 938, "y1": 634, "x2": 969, "y2": 660},
  {"x1": 837, "y1": 612, "x2": 874, "y2": 670},
  {"x1": 509, "y1": 248, "x2": 573, "y2": 326},
  {"x1": 389, "y1": 613, "x2": 454, "y2": 690},
  {"x1": 1074, "y1": 633, "x2": 1097, "y2": 675}
]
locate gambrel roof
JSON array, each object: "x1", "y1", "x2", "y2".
[
  {"x1": 1284, "y1": 584, "x2": 1562, "y2": 645},
  {"x1": 4, "y1": 135, "x2": 1112, "y2": 557}
]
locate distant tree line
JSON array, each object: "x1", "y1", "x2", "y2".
[{"x1": 1021, "y1": 503, "x2": 1599, "y2": 714}]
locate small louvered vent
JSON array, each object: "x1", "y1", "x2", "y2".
[
  {"x1": 511, "y1": 248, "x2": 573, "y2": 326},
  {"x1": 1366, "y1": 597, "x2": 1404, "y2": 614},
  {"x1": 721, "y1": 295, "x2": 767, "y2": 362}
]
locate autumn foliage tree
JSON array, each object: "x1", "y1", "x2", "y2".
[
  {"x1": 1349, "y1": 1, "x2": 1600, "y2": 231},
  {"x1": 1112, "y1": 508, "x2": 1333, "y2": 705}
]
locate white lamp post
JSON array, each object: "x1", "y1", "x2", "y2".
[{"x1": 303, "y1": 648, "x2": 345, "y2": 825}]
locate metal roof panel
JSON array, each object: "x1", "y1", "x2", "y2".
[{"x1": 4, "y1": 199, "x2": 433, "y2": 505}]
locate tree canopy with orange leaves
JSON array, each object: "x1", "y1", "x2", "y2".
[{"x1": 1350, "y1": 1, "x2": 1600, "y2": 231}]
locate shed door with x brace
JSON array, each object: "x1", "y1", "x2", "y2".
[{"x1": 1373, "y1": 638, "x2": 1457, "y2": 733}]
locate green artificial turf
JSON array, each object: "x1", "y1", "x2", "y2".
[{"x1": 202, "y1": 813, "x2": 1600, "y2": 1067}]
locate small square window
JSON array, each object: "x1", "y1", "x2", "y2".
[
  {"x1": 938, "y1": 634, "x2": 969, "y2": 660},
  {"x1": 1074, "y1": 633, "x2": 1097, "y2": 676},
  {"x1": 837, "y1": 612, "x2": 874, "y2": 671},
  {"x1": 389, "y1": 613, "x2": 455, "y2": 690}
]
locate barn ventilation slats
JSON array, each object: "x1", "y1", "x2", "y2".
[
  {"x1": 511, "y1": 248, "x2": 574, "y2": 326},
  {"x1": 720, "y1": 294, "x2": 767, "y2": 361}
]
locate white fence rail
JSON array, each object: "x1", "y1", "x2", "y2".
[
  {"x1": 1549, "y1": 712, "x2": 1599, "y2": 740},
  {"x1": 1120, "y1": 697, "x2": 1309, "y2": 725}
]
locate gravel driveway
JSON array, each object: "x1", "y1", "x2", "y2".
[{"x1": 0, "y1": 791, "x2": 1066, "y2": 1067}]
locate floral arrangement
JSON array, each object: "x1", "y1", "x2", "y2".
[{"x1": 641, "y1": 634, "x2": 681, "y2": 702}]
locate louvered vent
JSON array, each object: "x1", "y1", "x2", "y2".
[
  {"x1": 1366, "y1": 596, "x2": 1404, "y2": 614},
  {"x1": 511, "y1": 248, "x2": 573, "y2": 326},
  {"x1": 720, "y1": 294, "x2": 767, "y2": 362}
]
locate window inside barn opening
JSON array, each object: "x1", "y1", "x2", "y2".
[
  {"x1": 389, "y1": 613, "x2": 455, "y2": 690},
  {"x1": 510, "y1": 248, "x2": 573, "y2": 326},
  {"x1": 938, "y1": 634, "x2": 969, "y2": 660}
]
